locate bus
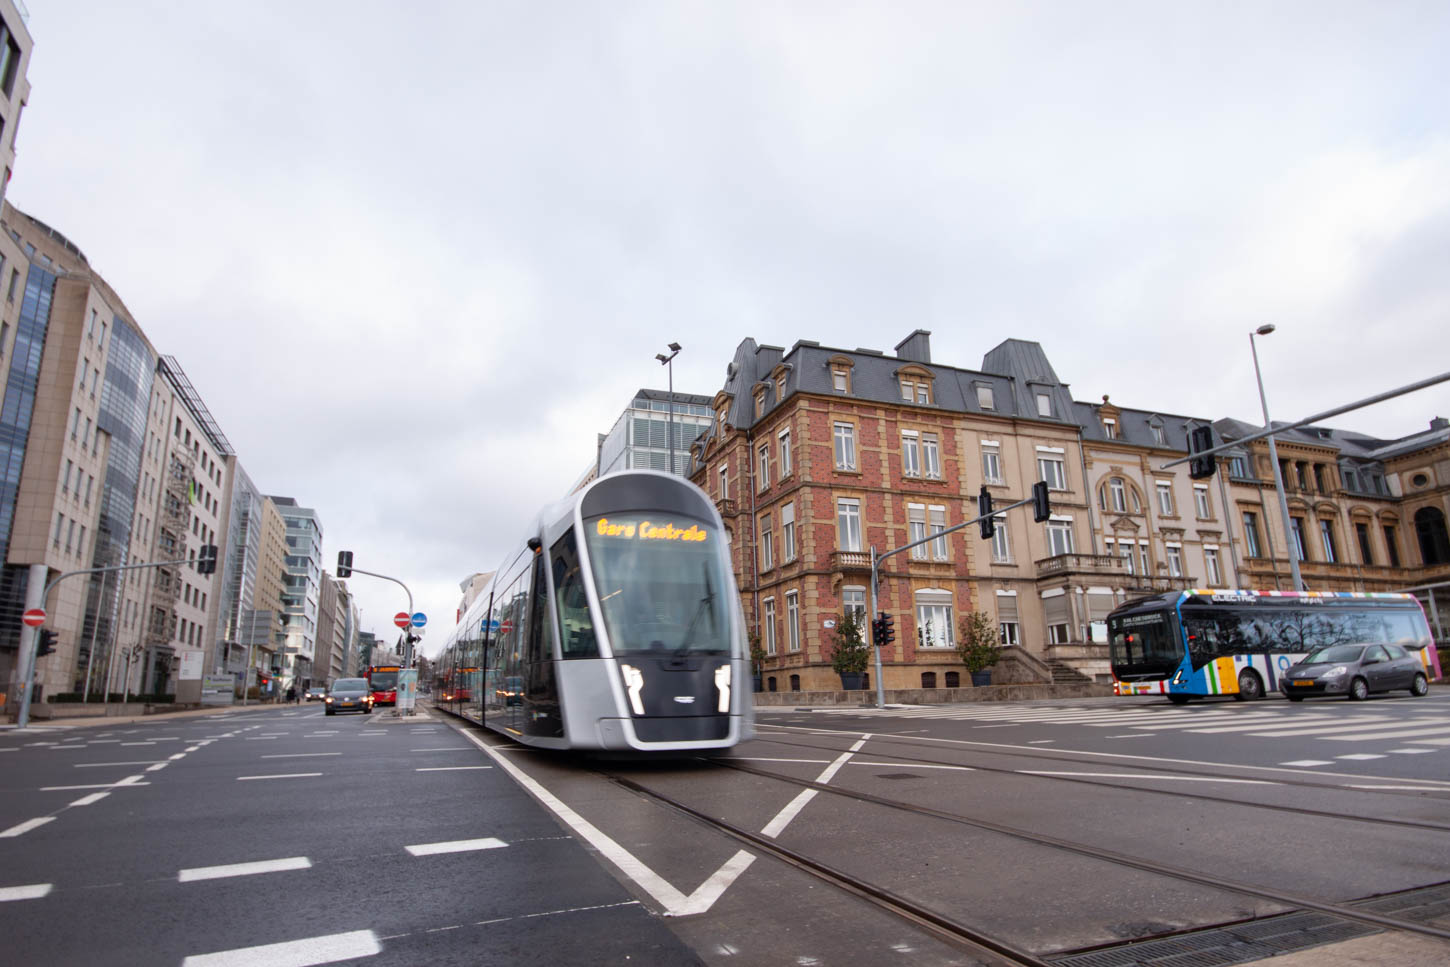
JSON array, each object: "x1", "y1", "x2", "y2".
[
  {"x1": 1109, "y1": 589, "x2": 1442, "y2": 704},
  {"x1": 367, "y1": 663, "x2": 402, "y2": 706}
]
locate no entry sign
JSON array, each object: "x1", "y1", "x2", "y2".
[
  {"x1": 393, "y1": 611, "x2": 411, "y2": 629},
  {"x1": 22, "y1": 608, "x2": 46, "y2": 628}
]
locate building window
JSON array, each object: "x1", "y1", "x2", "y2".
[
  {"x1": 1166, "y1": 545, "x2": 1183, "y2": 577},
  {"x1": 1355, "y1": 522, "x2": 1374, "y2": 565},
  {"x1": 759, "y1": 515, "x2": 773, "y2": 570},
  {"x1": 753, "y1": 393, "x2": 765, "y2": 420},
  {"x1": 757, "y1": 444, "x2": 770, "y2": 490},
  {"x1": 982, "y1": 444, "x2": 1003, "y2": 484},
  {"x1": 1203, "y1": 548, "x2": 1222, "y2": 585},
  {"x1": 1116, "y1": 540, "x2": 1135, "y2": 575},
  {"x1": 1037, "y1": 455, "x2": 1067, "y2": 490},
  {"x1": 902, "y1": 429, "x2": 921, "y2": 477},
  {"x1": 921, "y1": 672, "x2": 937, "y2": 689},
  {"x1": 833, "y1": 422, "x2": 857, "y2": 471},
  {"x1": 900, "y1": 377, "x2": 932, "y2": 404},
  {"x1": 1229, "y1": 456, "x2": 1249, "y2": 478},
  {"x1": 1138, "y1": 543, "x2": 1151, "y2": 575},
  {"x1": 1243, "y1": 511, "x2": 1263, "y2": 558},
  {"x1": 1151, "y1": 424, "x2": 1166, "y2": 446},
  {"x1": 1103, "y1": 418, "x2": 1117, "y2": 439},
  {"x1": 999, "y1": 621, "x2": 1020, "y2": 645},
  {"x1": 976, "y1": 385, "x2": 995, "y2": 410},
  {"x1": 837, "y1": 498, "x2": 862, "y2": 552},
  {"x1": 1194, "y1": 486, "x2": 1211, "y2": 519},
  {"x1": 1156, "y1": 481, "x2": 1174, "y2": 516},
  {"x1": 781, "y1": 502, "x2": 796, "y2": 562},
  {"x1": 1384, "y1": 525, "x2": 1401, "y2": 567},
  {"x1": 832, "y1": 369, "x2": 849, "y2": 393},
  {"x1": 908, "y1": 504, "x2": 928, "y2": 560},
  {"x1": 718, "y1": 465, "x2": 728, "y2": 500},
  {"x1": 915, "y1": 591, "x2": 954, "y2": 649},
  {"x1": 778, "y1": 428, "x2": 792, "y2": 478},
  {"x1": 991, "y1": 520, "x2": 1011, "y2": 563},
  {"x1": 1036, "y1": 392, "x2": 1052, "y2": 417},
  {"x1": 842, "y1": 587, "x2": 866, "y2": 623},
  {"x1": 929, "y1": 506, "x2": 948, "y2": 560},
  {"x1": 1046, "y1": 519, "x2": 1074, "y2": 557},
  {"x1": 786, "y1": 592, "x2": 800, "y2": 652},
  {"x1": 1414, "y1": 507, "x2": 1450, "y2": 566},
  {"x1": 1105, "y1": 477, "x2": 1127, "y2": 513},
  {"x1": 1319, "y1": 520, "x2": 1338, "y2": 564},
  {"x1": 1313, "y1": 464, "x2": 1326, "y2": 493},
  {"x1": 763, "y1": 598, "x2": 777, "y2": 655},
  {"x1": 922, "y1": 433, "x2": 940, "y2": 479},
  {"x1": 1290, "y1": 517, "x2": 1307, "y2": 561},
  {"x1": 1049, "y1": 623, "x2": 1071, "y2": 644}
]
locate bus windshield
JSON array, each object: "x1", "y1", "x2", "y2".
[
  {"x1": 1109, "y1": 609, "x2": 1183, "y2": 680},
  {"x1": 583, "y1": 512, "x2": 731, "y2": 655},
  {"x1": 370, "y1": 670, "x2": 398, "y2": 690}
]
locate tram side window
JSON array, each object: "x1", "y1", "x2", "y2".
[
  {"x1": 528, "y1": 553, "x2": 554, "y2": 665},
  {"x1": 551, "y1": 530, "x2": 599, "y2": 658}
]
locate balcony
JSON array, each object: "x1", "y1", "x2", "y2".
[
  {"x1": 830, "y1": 550, "x2": 873, "y2": 573},
  {"x1": 1034, "y1": 553, "x2": 1128, "y2": 576},
  {"x1": 716, "y1": 498, "x2": 738, "y2": 518}
]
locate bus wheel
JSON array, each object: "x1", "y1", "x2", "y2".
[
  {"x1": 1410, "y1": 673, "x2": 1429, "y2": 697},
  {"x1": 1348, "y1": 677, "x2": 1370, "y2": 701},
  {"x1": 1235, "y1": 670, "x2": 1265, "y2": 701},
  {"x1": 1168, "y1": 694, "x2": 1190, "y2": 705}
]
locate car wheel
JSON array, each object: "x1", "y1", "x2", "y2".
[
  {"x1": 1410, "y1": 673, "x2": 1429, "y2": 697},
  {"x1": 1235, "y1": 670, "x2": 1265, "y2": 701},
  {"x1": 363, "y1": 707, "x2": 371, "y2": 715},
  {"x1": 1285, "y1": 692, "x2": 1304, "y2": 702},
  {"x1": 1348, "y1": 677, "x2": 1370, "y2": 701},
  {"x1": 325, "y1": 709, "x2": 334, "y2": 716},
  {"x1": 1168, "y1": 694, "x2": 1191, "y2": 705}
]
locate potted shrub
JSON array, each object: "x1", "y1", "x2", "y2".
[
  {"x1": 828, "y1": 611, "x2": 870, "y2": 690},
  {"x1": 748, "y1": 630, "x2": 766, "y2": 692},
  {"x1": 957, "y1": 610, "x2": 1002, "y2": 686}
]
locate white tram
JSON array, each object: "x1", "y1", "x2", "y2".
[{"x1": 434, "y1": 471, "x2": 754, "y2": 752}]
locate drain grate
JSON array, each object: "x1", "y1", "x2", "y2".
[{"x1": 1050, "y1": 882, "x2": 1450, "y2": 967}]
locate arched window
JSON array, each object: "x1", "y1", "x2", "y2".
[
  {"x1": 789, "y1": 674, "x2": 801, "y2": 692},
  {"x1": 1098, "y1": 477, "x2": 1141, "y2": 514},
  {"x1": 1415, "y1": 507, "x2": 1450, "y2": 566},
  {"x1": 944, "y1": 671, "x2": 960, "y2": 688}
]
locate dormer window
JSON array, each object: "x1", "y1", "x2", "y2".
[
  {"x1": 975, "y1": 385, "x2": 994, "y2": 410},
  {"x1": 1102, "y1": 418, "x2": 1117, "y2": 440},
  {"x1": 1150, "y1": 424, "x2": 1166, "y2": 446},
  {"x1": 832, "y1": 369, "x2": 848, "y2": 393},
  {"x1": 897, "y1": 366, "x2": 934, "y2": 405},
  {"x1": 775, "y1": 375, "x2": 786, "y2": 400},
  {"x1": 827, "y1": 354, "x2": 855, "y2": 395},
  {"x1": 1036, "y1": 392, "x2": 1052, "y2": 417}
]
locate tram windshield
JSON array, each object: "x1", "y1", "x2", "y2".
[{"x1": 583, "y1": 512, "x2": 731, "y2": 655}]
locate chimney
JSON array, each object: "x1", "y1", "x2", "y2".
[
  {"x1": 894, "y1": 329, "x2": 932, "y2": 364},
  {"x1": 1432, "y1": 416, "x2": 1449, "y2": 432}
]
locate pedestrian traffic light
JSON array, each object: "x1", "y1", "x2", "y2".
[
  {"x1": 337, "y1": 550, "x2": 353, "y2": 578},
  {"x1": 196, "y1": 544, "x2": 219, "y2": 575},
  {"x1": 1188, "y1": 425, "x2": 1217, "y2": 480},
  {"x1": 977, "y1": 485, "x2": 995, "y2": 539},
  {"x1": 36, "y1": 629, "x2": 57, "y2": 657},
  {"x1": 1032, "y1": 480, "x2": 1051, "y2": 523},
  {"x1": 878, "y1": 611, "x2": 895, "y2": 645}
]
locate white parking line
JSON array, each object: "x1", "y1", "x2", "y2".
[
  {"x1": 0, "y1": 817, "x2": 55, "y2": 838},
  {"x1": 237, "y1": 773, "x2": 323, "y2": 781},
  {"x1": 182, "y1": 929, "x2": 381, "y2": 966},
  {"x1": 179, "y1": 857, "x2": 312, "y2": 882},
  {"x1": 405, "y1": 837, "x2": 507, "y2": 856},
  {"x1": 415, "y1": 765, "x2": 493, "y2": 772},
  {"x1": 0, "y1": 884, "x2": 52, "y2": 902}
]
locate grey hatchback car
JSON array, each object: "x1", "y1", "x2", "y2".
[
  {"x1": 325, "y1": 677, "x2": 374, "y2": 715},
  {"x1": 1281, "y1": 643, "x2": 1431, "y2": 701}
]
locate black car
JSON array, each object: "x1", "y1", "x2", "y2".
[
  {"x1": 325, "y1": 678, "x2": 374, "y2": 715},
  {"x1": 1281, "y1": 643, "x2": 1431, "y2": 701}
]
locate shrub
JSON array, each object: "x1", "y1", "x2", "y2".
[
  {"x1": 828, "y1": 611, "x2": 871, "y2": 676},
  {"x1": 957, "y1": 610, "x2": 1002, "y2": 673}
]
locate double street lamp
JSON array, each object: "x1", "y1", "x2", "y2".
[
  {"x1": 1249, "y1": 324, "x2": 1305, "y2": 592},
  {"x1": 656, "y1": 342, "x2": 681, "y2": 474}
]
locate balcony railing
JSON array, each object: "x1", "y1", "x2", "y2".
[
  {"x1": 830, "y1": 550, "x2": 873, "y2": 573},
  {"x1": 1034, "y1": 553, "x2": 1127, "y2": 576},
  {"x1": 716, "y1": 498, "x2": 738, "y2": 518}
]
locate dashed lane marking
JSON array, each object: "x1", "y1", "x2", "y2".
[
  {"x1": 74, "y1": 761, "x2": 164, "y2": 768},
  {"x1": 1336, "y1": 753, "x2": 1387, "y2": 761},
  {"x1": 42, "y1": 775, "x2": 150, "y2": 791},
  {"x1": 415, "y1": 765, "x2": 493, "y2": 772},
  {"x1": 169, "y1": 753, "x2": 187, "y2": 760},
  {"x1": 404, "y1": 837, "x2": 507, "y2": 856},
  {"x1": 260, "y1": 753, "x2": 341, "y2": 759},
  {"x1": 68, "y1": 792, "x2": 110, "y2": 806},
  {"x1": 1, "y1": 817, "x2": 55, "y2": 837},
  {"x1": 1280, "y1": 760, "x2": 1335, "y2": 767},
  {"x1": 146, "y1": 763, "x2": 169, "y2": 772},
  {"x1": 411, "y1": 747, "x2": 468, "y2": 752},
  {"x1": 181, "y1": 928, "x2": 381, "y2": 967},
  {"x1": 179, "y1": 857, "x2": 312, "y2": 882},
  {"x1": 237, "y1": 773, "x2": 323, "y2": 781},
  {"x1": 1388, "y1": 748, "x2": 1436, "y2": 754},
  {"x1": 0, "y1": 884, "x2": 52, "y2": 902}
]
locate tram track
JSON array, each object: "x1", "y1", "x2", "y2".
[{"x1": 745, "y1": 727, "x2": 1450, "y2": 833}]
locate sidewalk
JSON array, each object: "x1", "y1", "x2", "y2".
[{"x1": 0, "y1": 702, "x2": 280, "y2": 731}]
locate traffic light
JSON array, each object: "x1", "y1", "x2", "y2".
[
  {"x1": 1188, "y1": 425, "x2": 1217, "y2": 480},
  {"x1": 196, "y1": 544, "x2": 219, "y2": 575},
  {"x1": 337, "y1": 550, "x2": 353, "y2": 578},
  {"x1": 36, "y1": 629, "x2": 57, "y2": 657},
  {"x1": 977, "y1": 485, "x2": 995, "y2": 539},
  {"x1": 880, "y1": 612, "x2": 896, "y2": 645},
  {"x1": 1032, "y1": 480, "x2": 1051, "y2": 523},
  {"x1": 870, "y1": 617, "x2": 883, "y2": 647}
]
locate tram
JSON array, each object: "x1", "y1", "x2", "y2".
[{"x1": 434, "y1": 471, "x2": 754, "y2": 752}]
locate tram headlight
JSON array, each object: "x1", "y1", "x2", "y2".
[
  {"x1": 620, "y1": 663, "x2": 646, "y2": 715},
  {"x1": 715, "y1": 664, "x2": 731, "y2": 713}
]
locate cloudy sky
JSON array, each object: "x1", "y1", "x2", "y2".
[{"x1": 14, "y1": 2, "x2": 1449, "y2": 653}]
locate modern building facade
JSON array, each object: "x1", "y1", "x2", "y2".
[
  {"x1": 269, "y1": 497, "x2": 322, "y2": 691},
  {"x1": 688, "y1": 330, "x2": 1450, "y2": 692},
  {"x1": 314, "y1": 571, "x2": 358, "y2": 686},
  {"x1": 596, "y1": 388, "x2": 714, "y2": 478},
  {"x1": 0, "y1": 1, "x2": 32, "y2": 212}
]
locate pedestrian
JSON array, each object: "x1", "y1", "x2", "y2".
[{"x1": 286, "y1": 685, "x2": 297, "y2": 704}]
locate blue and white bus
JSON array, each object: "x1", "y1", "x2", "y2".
[{"x1": 1109, "y1": 589, "x2": 1442, "y2": 704}]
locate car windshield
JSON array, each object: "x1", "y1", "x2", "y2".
[
  {"x1": 332, "y1": 679, "x2": 366, "y2": 692},
  {"x1": 1302, "y1": 644, "x2": 1365, "y2": 664}
]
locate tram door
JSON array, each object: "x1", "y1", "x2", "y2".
[{"x1": 523, "y1": 552, "x2": 563, "y2": 736}]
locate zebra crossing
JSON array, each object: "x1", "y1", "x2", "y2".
[{"x1": 801, "y1": 701, "x2": 1450, "y2": 748}]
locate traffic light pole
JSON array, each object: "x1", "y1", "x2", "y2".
[
  {"x1": 867, "y1": 490, "x2": 1045, "y2": 709},
  {"x1": 14, "y1": 553, "x2": 214, "y2": 730},
  {"x1": 337, "y1": 565, "x2": 415, "y2": 666}
]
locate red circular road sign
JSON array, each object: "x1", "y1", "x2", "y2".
[
  {"x1": 22, "y1": 608, "x2": 46, "y2": 628},
  {"x1": 393, "y1": 611, "x2": 412, "y2": 629},
  {"x1": 500, "y1": 619, "x2": 513, "y2": 635}
]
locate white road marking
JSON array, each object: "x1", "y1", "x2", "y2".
[
  {"x1": 1336, "y1": 753, "x2": 1386, "y2": 761},
  {"x1": 457, "y1": 726, "x2": 756, "y2": 918},
  {"x1": 52, "y1": 745, "x2": 87, "y2": 750},
  {"x1": 1348, "y1": 784, "x2": 1447, "y2": 791},
  {"x1": 146, "y1": 763, "x2": 169, "y2": 772},
  {"x1": 762, "y1": 736, "x2": 868, "y2": 838},
  {"x1": 120, "y1": 742, "x2": 155, "y2": 747},
  {"x1": 179, "y1": 857, "x2": 312, "y2": 882},
  {"x1": 1021, "y1": 771, "x2": 1272, "y2": 784},
  {"x1": 89, "y1": 739, "x2": 121, "y2": 744},
  {"x1": 169, "y1": 753, "x2": 187, "y2": 760},
  {"x1": 237, "y1": 773, "x2": 323, "y2": 781},
  {"x1": 1249, "y1": 718, "x2": 1434, "y2": 737},
  {"x1": 74, "y1": 761, "x2": 163, "y2": 768},
  {"x1": 1410, "y1": 736, "x2": 1450, "y2": 746},
  {"x1": 1027, "y1": 739, "x2": 1055, "y2": 744},
  {"x1": 853, "y1": 761, "x2": 973, "y2": 771},
  {"x1": 1387, "y1": 748, "x2": 1436, "y2": 754},
  {"x1": 69, "y1": 792, "x2": 110, "y2": 806},
  {"x1": 244, "y1": 737, "x2": 281, "y2": 741},
  {"x1": 411, "y1": 747, "x2": 468, "y2": 752},
  {"x1": 1106, "y1": 734, "x2": 1156, "y2": 739},
  {"x1": 1280, "y1": 760, "x2": 1335, "y2": 767},
  {"x1": 1325, "y1": 725, "x2": 1450, "y2": 742},
  {"x1": 404, "y1": 837, "x2": 507, "y2": 856},
  {"x1": 0, "y1": 884, "x2": 52, "y2": 902},
  {"x1": 261, "y1": 753, "x2": 342, "y2": 759},
  {"x1": 182, "y1": 928, "x2": 381, "y2": 966},
  {"x1": 0, "y1": 817, "x2": 55, "y2": 837},
  {"x1": 42, "y1": 775, "x2": 150, "y2": 791},
  {"x1": 415, "y1": 766, "x2": 493, "y2": 772},
  {"x1": 730, "y1": 756, "x2": 831, "y2": 764}
]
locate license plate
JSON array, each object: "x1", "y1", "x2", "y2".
[{"x1": 1292, "y1": 680, "x2": 1315, "y2": 687}]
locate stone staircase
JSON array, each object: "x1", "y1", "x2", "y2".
[{"x1": 1045, "y1": 659, "x2": 1095, "y2": 685}]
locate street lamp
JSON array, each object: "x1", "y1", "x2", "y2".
[
  {"x1": 1249, "y1": 324, "x2": 1304, "y2": 592},
  {"x1": 655, "y1": 342, "x2": 681, "y2": 475}
]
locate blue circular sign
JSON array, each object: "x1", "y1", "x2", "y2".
[{"x1": 410, "y1": 612, "x2": 427, "y2": 628}]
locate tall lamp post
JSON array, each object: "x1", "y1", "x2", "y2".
[
  {"x1": 656, "y1": 342, "x2": 681, "y2": 474},
  {"x1": 1249, "y1": 324, "x2": 1304, "y2": 592}
]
